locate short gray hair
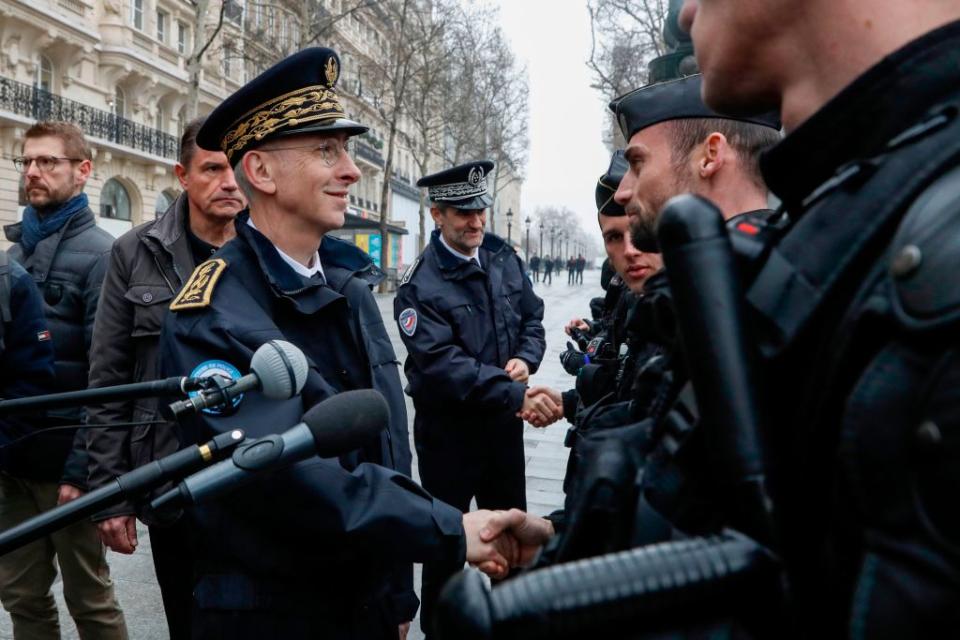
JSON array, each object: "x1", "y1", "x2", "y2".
[{"x1": 233, "y1": 158, "x2": 254, "y2": 200}]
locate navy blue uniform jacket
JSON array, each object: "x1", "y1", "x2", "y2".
[
  {"x1": 159, "y1": 215, "x2": 463, "y2": 621},
  {"x1": 0, "y1": 257, "x2": 57, "y2": 478},
  {"x1": 394, "y1": 231, "x2": 546, "y2": 426}
]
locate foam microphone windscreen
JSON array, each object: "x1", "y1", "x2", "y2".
[
  {"x1": 250, "y1": 340, "x2": 309, "y2": 400},
  {"x1": 302, "y1": 389, "x2": 390, "y2": 457}
]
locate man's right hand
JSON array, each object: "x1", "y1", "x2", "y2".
[
  {"x1": 97, "y1": 515, "x2": 138, "y2": 554},
  {"x1": 463, "y1": 510, "x2": 521, "y2": 579},
  {"x1": 519, "y1": 387, "x2": 563, "y2": 427},
  {"x1": 477, "y1": 509, "x2": 555, "y2": 572},
  {"x1": 564, "y1": 318, "x2": 591, "y2": 337}
]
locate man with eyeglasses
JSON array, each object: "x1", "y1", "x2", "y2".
[
  {"x1": 2, "y1": 121, "x2": 128, "y2": 638},
  {"x1": 157, "y1": 48, "x2": 530, "y2": 639}
]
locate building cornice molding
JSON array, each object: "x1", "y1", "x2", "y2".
[{"x1": 3, "y1": 1, "x2": 101, "y2": 45}]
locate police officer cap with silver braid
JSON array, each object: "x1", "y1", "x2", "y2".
[
  {"x1": 196, "y1": 47, "x2": 368, "y2": 165},
  {"x1": 417, "y1": 160, "x2": 495, "y2": 210}
]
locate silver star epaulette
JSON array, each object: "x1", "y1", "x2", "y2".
[{"x1": 170, "y1": 258, "x2": 228, "y2": 311}]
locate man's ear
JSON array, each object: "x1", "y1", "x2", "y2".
[
  {"x1": 174, "y1": 163, "x2": 189, "y2": 189},
  {"x1": 75, "y1": 159, "x2": 93, "y2": 187},
  {"x1": 242, "y1": 150, "x2": 277, "y2": 196},
  {"x1": 429, "y1": 206, "x2": 444, "y2": 227},
  {"x1": 698, "y1": 132, "x2": 728, "y2": 179}
]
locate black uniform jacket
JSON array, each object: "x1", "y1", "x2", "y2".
[
  {"x1": 394, "y1": 230, "x2": 546, "y2": 430},
  {"x1": 742, "y1": 21, "x2": 960, "y2": 636},
  {"x1": 0, "y1": 256, "x2": 57, "y2": 478},
  {"x1": 159, "y1": 214, "x2": 462, "y2": 618}
]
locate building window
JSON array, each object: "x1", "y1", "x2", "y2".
[
  {"x1": 177, "y1": 106, "x2": 187, "y2": 138},
  {"x1": 101, "y1": 179, "x2": 132, "y2": 221},
  {"x1": 34, "y1": 55, "x2": 53, "y2": 93},
  {"x1": 155, "y1": 189, "x2": 176, "y2": 217},
  {"x1": 223, "y1": 47, "x2": 231, "y2": 79},
  {"x1": 114, "y1": 86, "x2": 126, "y2": 118},
  {"x1": 177, "y1": 22, "x2": 188, "y2": 54},
  {"x1": 224, "y1": 0, "x2": 243, "y2": 24},
  {"x1": 155, "y1": 106, "x2": 165, "y2": 132},
  {"x1": 131, "y1": 0, "x2": 143, "y2": 30},
  {"x1": 157, "y1": 10, "x2": 167, "y2": 43}
]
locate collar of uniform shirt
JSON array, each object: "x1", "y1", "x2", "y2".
[
  {"x1": 438, "y1": 233, "x2": 481, "y2": 268},
  {"x1": 246, "y1": 218, "x2": 326, "y2": 280}
]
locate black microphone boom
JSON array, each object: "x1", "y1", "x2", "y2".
[
  {"x1": 0, "y1": 429, "x2": 245, "y2": 557},
  {"x1": 0, "y1": 377, "x2": 203, "y2": 416},
  {"x1": 152, "y1": 389, "x2": 389, "y2": 511}
]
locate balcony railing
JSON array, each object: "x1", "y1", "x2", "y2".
[
  {"x1": 355, "y1": 140, "x2": 385, "y2": 168},
  {"x1": 0, "y1": 76, "x2": 178, "y2": 160},
  {"x1": 390, "y1": 176, "x2": 419, "y2": 201}
]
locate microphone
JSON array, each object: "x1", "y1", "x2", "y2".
[
  {"x1": 166, "y1": 340, "x2": 309, "y2": 418},
  {"x1": 151, "y1": 389, "x2": 389, "y2": 511},
  {"x1": 0, "y1": 429, "x2": 245, "y2": 557},
  {"x1": 0, "y1": 376, "x2": 207, "y2": 415}
]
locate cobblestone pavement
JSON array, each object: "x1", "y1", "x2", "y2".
[{"x1": 0, "y1": 268, "x2": 601, "y2": 639}]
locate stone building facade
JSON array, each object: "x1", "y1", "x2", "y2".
[{"x1": 0, "y1": 0, "x2": 524, "y2": 272}]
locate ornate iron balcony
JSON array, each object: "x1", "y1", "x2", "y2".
[
  {"x1": 0, "y1": 75, "x2": 178, "y2": 160},
  {"x1": 355, "y1": 139, "x2": 385, "y2": 168}
]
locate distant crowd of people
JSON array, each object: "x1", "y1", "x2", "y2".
[{"x1": 527, "y1": 253, "x2": 586, "y2": 285}]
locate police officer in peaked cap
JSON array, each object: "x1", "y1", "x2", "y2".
[
  {"x1": 394, "y1": 160, "x2": 557, "y2": 636},
  {"x1": 157, "y1": 48, "x2": 531, "y2": 640}
]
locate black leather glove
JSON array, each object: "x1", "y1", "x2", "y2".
[{"x1": 560, "y1": 341, "x2": 589, "y2": 376}]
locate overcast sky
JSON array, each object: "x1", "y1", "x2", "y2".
[{"x1": 493, "y1": 0, "x2": 612, "y2": 240}]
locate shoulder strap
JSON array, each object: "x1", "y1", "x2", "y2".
[
  {"x1": 169, "y1": 258, "x2": 228, "y2": 312},
  {"x1": 747, "y1": 104, "x2": 960, "y2": 357}
]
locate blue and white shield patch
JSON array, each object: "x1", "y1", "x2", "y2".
[
  {"x1": 399, "y1": 308, "x2": 418, "y2": 337},
  {"x1": 189, "y1": 359, "x2": 244, "y2": 415}
]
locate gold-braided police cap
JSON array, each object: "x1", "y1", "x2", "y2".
[{"x1": 196, "y1": 47, "x2": 368, "y2": 163}]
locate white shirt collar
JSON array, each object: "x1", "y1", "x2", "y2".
[
  {"x1": 439, "y1": 233, "x2": 481, "y2": 267},
  {"x1": 247, "y1": 218, "x2": 325, "y2": 280}
]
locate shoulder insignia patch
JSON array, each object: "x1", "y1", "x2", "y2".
[
  {"x1": 170, "y1": 258, "x2": 228, "y2": 312},
  {"x1": 398, "y1": 307, "x2": 418, "y2": 336},
  {"x1": 399, "y1": 257, "x2": 422, "y2": 287}
]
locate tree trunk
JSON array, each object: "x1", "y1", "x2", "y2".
[{"x1": 379, "y1": 117, "x2": 399, "y2": 286}]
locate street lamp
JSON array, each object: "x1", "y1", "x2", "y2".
[
  {"x1": 566, "y1": 233, "x2": 571, "y2": 260},
  {"x1": 506, "y1": 208, "x2": 513, "y2": 244},
  {"x1": 525, "y1": 216, "x2": 531, "y2": 261},
  {"x1": 539, "y1": 221, "x2": 544, "y2": 257},
  {"x1": 550, "y1": 226, "x2": 556, "y2": 257}
]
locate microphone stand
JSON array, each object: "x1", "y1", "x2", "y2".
[
  {"x1": 0, "y1": 376, "x2": 212, "y2": 416},
  {"x1": 0, "y1": 429, "x2": 245, "y2": 557}
]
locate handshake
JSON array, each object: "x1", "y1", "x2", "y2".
[
  {"x1": 517, "y1": 386, "x2": 563, "y2": 428},
  {"x1": 462, "y1": 509, "x2": 556, "y2": 578},
  {"x1": 504, "y1": 356, "x2": 564, "y2": 428}
]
